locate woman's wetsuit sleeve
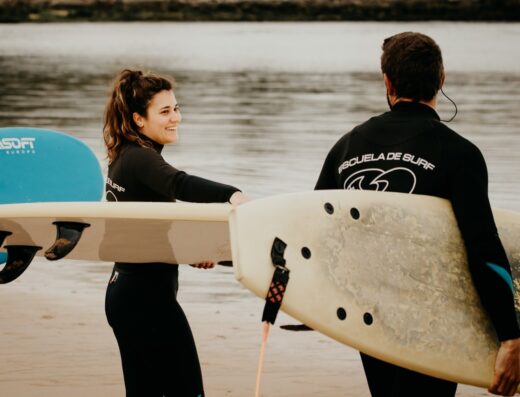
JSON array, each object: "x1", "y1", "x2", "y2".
[
  {"x1": 449, "y1": 143, "x2": 520, "y2": 341},
  {"x1": 128, "y1": 147, "x2": 239, "y2": 203},
  {"x1": 173, "y1": 174, "x2": 240, "y2": 203}
]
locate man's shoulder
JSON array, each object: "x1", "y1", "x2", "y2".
[
  {"x1": 352, "y1": 110, "x2": 404, "y2": 134},
  {"x1": 330, "y1": 127, "x2": 356, "y2": 147},
  {"x1": 435, "y1": 123, "x2": 481, "y2": 155},
  {"x1": 428, "y1": 123, "x2": 486, "y2": 170},
  {"x1": 355, "y1": 111, "x2": 391, "y2": 129},
  {"x1": 361, "y1": 112, "x2": 478, "y2": 147}
]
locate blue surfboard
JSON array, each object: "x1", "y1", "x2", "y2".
[
  {"x1": 0, "y1": 127, "x2": 103, "y2": 204},
  {"x1": 0, "y1": 127, "x2": 103, "y2": 267}
]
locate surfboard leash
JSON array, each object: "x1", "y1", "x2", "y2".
[
  {"x1": 255, "y1": 237, "x2": 290, "y2": 397},
  {"x1": 255, "y1": 321, "x2": 270, "y2": 397},
  {"x1": 262, "y1": 237, "x2": 290, "y2": 324}
]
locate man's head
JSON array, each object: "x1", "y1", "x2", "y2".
[{"x1": 381, "y1": 32, "x2": 444, "y2": 103}]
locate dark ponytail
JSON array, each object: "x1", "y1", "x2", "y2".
[{"x1": 103, "y1": 69, "x2": 173, "y2": 163}]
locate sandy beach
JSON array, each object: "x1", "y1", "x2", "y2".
[{"x1": 0, "y1": 257, "x2": 497, "y2": 396}]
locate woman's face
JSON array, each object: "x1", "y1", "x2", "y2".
[{"x1": 133, "y1": 90, "x2": 181, "y2": 145}]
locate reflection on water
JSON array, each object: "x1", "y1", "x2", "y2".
[{"x1": 0, "y1": 22, "x2": 519, "y2": 211}]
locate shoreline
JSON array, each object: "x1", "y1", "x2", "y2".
[{"x1": 1, "y1": 1, "x2": 520, "y2": 23}]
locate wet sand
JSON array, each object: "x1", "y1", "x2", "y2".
[{"x1": 0, "y1": 258, "x2": 499, "y2": 396}]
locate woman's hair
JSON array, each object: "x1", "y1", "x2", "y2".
[
  {"x1": 381, "y1": 32, "x2": 444, "y2": 102},
  {"x1": 103, "y1": 69, "x2": 173, "y2": 163}
]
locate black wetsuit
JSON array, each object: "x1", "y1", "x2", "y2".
[
  {"x1": 105, "y1": 136, "x2": 238, "y2": 397},
  {"x1": 315, "y1": 101, "x2": 520, "y2": 397}
]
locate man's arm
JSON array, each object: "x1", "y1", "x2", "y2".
[{"x1": 448, "y1": 141, "x2": 520, "y2": 395}]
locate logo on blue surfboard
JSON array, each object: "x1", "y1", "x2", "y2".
[{"x1": 0, "y1": 137, "x2": 36, "y2": 154}]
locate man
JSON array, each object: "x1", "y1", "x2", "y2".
[{"x1": 315, "y1": 32, "x2": 520, "y2": 396}]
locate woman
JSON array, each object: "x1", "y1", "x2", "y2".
[{"x1": 103, "y1": 69, "x2": 246, "y2": 397}]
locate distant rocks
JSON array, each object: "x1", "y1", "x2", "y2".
[{"x1": 1, "y1": 0, "x2": 519, "y2": 22}]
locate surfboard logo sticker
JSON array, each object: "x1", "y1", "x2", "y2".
[
  {"x1": 343, "y1": 167, "x2": 417, "y2": 193},
  {"x1": 0, "y1": 137, "x2": 36, "y2": 155}
]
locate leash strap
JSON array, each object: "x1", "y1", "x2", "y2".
[{"x1": 262, "y1": 237, "x2": 290, "y2": 324}]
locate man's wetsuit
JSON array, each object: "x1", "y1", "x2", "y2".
[
  {"x1": 315, "y1": 101, "x2": 520, "y2": 396},
  {"x1": 105, "y1": 136, "x2": 239, "y2": 397}
]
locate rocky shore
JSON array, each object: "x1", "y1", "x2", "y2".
[{"x1": 1, "y1": 0, "x2": 519, "y2": 23}]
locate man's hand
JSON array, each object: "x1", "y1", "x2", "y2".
[
  {"x1": 189, "y1": 261, "x2": 215, "y2": 270},
  {"x1": 489, "y1": 338, "x2": 520, "y2": 396}
]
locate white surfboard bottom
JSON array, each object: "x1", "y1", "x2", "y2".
[
  {"x1": 0, "y1": 201, "x2": 232, "y2": 264},
  {"x1": 230, "y1": 190, "x2": 520, "y2": 388}
]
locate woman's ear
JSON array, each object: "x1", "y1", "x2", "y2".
[{"x1": 133, "y1": 112, "x2": 144, "y2": 128}]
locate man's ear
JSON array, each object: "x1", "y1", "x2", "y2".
[
  {"x1": 383, "y1": 74, "x2": 396, "y2": 96},
  {"x1": 133, "y1": 112, "x2": 144, "y2": 128}
]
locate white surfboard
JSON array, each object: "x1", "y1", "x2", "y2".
[
  {"x1": 0, "y1": 201, "x2": 232, "y2": 266},
  {"x1": 229, "y1": 190, "x2": 520, "y2": 388}
]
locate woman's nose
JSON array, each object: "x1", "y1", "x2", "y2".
[{"x1": 171, "y1": 110, "x2": 181, "y2": 123}]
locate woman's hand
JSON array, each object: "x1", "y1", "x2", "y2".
[
  {"x1": 229, "y1": 191, "x2": 250, "y2": 207},
  {"x1": 189, "y1": 261, "x2": 215, "y2": 270}
]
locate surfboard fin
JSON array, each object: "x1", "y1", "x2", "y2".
[
  {"x1": 280, "y1": 324, "x2": 313, "y2": 331},
  {"x1": 0, "y1": 245, "x2": 42, "y2": 284},
  {"x1": 44, "y1": 222, "x2": 90, "y2": 261},
  {"x1": 0, "y1": 231, "x2": 12, "y2": 246},
  {"x1": 0, "y1": 231, "x2": 13, "y2": 265}
]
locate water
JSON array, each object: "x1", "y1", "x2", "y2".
[{"x1": 0, "y1": 21, "x2": 519, "y2": 211}]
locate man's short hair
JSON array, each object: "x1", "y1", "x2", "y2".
[{"x1": 381, "y1": 32, "x2": 444, "y2": 101}]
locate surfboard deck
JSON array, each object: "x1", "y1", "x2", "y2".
[
  {"x1": 229, "y1": 190, "x2": 520, "y2": 388},
  {"x1": 0, "y1": 201, "x2": 232, "y2": 266},
  {"x1": 0, "y1": 127, "x2": 103, "y2": 267}
]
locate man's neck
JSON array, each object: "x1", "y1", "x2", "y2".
[{"x1": 390, "y1": 96, "x2": 437, "y2": 109}]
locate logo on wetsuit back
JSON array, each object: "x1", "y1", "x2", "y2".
[
  {"x1": 343, "y1": 167, "x2": 417, "y2": 193},
  {"x1": 339, "y1": 152, "x2": 436, "y2": 193},
  {"x1": 0, "y1": 137, "x2": 36, "y2": 155}
]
